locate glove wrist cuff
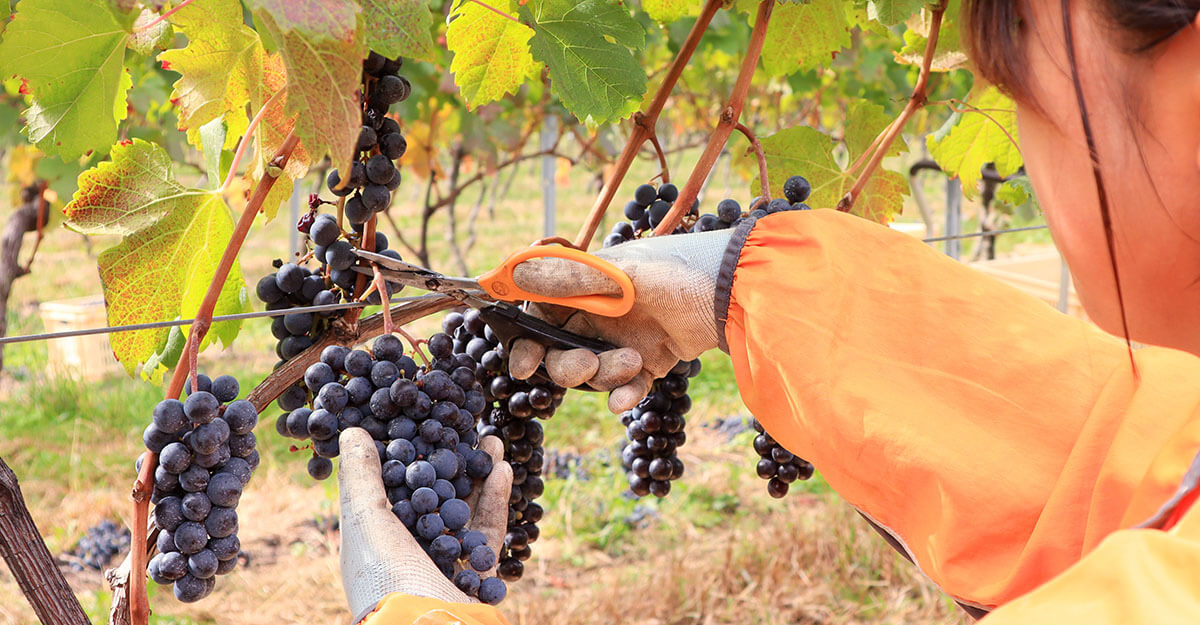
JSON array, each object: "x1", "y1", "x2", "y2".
[{"x1": 714, "y1": 213, "x2": 765, "y2": 352}]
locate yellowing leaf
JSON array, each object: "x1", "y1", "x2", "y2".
[
  {"x1": 244, "y1": 53, "x2": 311, "y2": 220},
  {"x1": 447, "y1": 0, "x2": 539, "y2": 109},
  {"x1": 740, "y1": 0, "x2": 851, "y2": 77},
  {"x1": 0, "y1": 0, "x2": 133, "y2": 158},
  {"x1": 63, "y1": 140, "x2": 248, "y2": 375},
  {"x1": 250, "y1": 0, "x2": 364, "y2": 178},
  {"x1": 926, "y1": 86, "x2": 1022, "y2": 199},
  {"x1": 157, "y1": 0, "x2": 264, "y2": 142}
]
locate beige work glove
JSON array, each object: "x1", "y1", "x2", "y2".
[
  {"x1": 509, "y1": 229, "x2": 730, "y2": 413},
  {"x1": 338, "y1": 428, "x2": 512, "y2": 621}
]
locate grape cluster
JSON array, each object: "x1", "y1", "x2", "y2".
[
  {"x1": 603, "y1": 175, "x2": 813, "y2": 247},
  {"x1": 142, "y1": 374, "x2": 260, "y2": 602},
  {"x1": 62, "y1": 519, "x2": 130, "y2": 571},
  {"x1": 448, "y1": 310, "x2": 562, "y2": 583},
  {"x1": 276, "y1": 333, "x2": 507, "y2": 604},
  {"x1": 619, "y1": 359, "x2": 699, "y2": 497},
  {"x1": 325, "y1": 51, "x2": 410, "y2": 226},
  {"x1": 750, "y1": 418, "x2": 814, "y2": 498}
]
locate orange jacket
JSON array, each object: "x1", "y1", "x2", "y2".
[{"x1": 360, "y1": 209, "x2": 1200, "y2": 624}]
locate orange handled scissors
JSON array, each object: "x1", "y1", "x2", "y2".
[{"x1": 352, "y1": 245, "x2": 635, "y2": 317}]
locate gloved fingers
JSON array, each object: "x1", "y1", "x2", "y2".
[
  {"x1": 607, "y1": 369, "x2": 655, "y2": 413},
  {"x1": 338, "y1": 427, "x2": 389, "y2": 514},
  {"x1": 510, "y1": 256, "x2": 623, "y2": 299},
  {"x1": 508, "y1": 338, "x2": 545, "y2": 380},
  {"x1": 586, "y1": 347, "x2": 643, "y2": 390},
  {"x1": 544, "y1": 348, "x2": 599, "y2": 388},
  {"x1": 473, "y1": 436, "x2": 513, "y2": 561}
]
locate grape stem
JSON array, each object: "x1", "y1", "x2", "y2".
[
  {"x1": 369, "y1": 263, "x2": 396, "y2": 335},
  {"x1": 220, "y1": 88, "x2": 286, "y2": 194},
  {"x1": 121, "y1": 131, "x2": 300, "y2": 625},
  {"x1": 345, "y1": 215, "x2": 379, "y2": 326},
  {"x1": 838, "y1": 1, "x2": 946, "y2": 212},
  {"x1": 653, "y1": 0, "x2": 774, "y2": 236},
  {"x1": 734, "y1": 122, "x2": 770, "y2": 203},
  {"x1": 572, "y1": 0, "x2": 724, "y2": 249},
  {"x1": 648, "y1": 134, "x2": 670, "y2": 184}
]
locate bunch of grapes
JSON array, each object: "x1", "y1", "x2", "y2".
[
  {"x1": 61, "y1": 519, "x2": 130, "y2": 571},
  {"x1": 324, "y1": 51, "x2": 410, "y2": 226},
  {"x1": 603, "y1": 175, "x2": 813, "y2": 247},
  {"x1": 447, "y1": 310, "x2": 562, "y2": 583},
  {"x1": 751, "y1": 418, "x2": 814, "y2": 498},
  {"x1": 141, "y1": 374, "x2": 259, "y2": 602},
  {"x1": 276, "y1": 333, "x2": 507, "y2": 604},
  {"x1": 619, "y1": 359, "x2": 699, "y2": 498}
]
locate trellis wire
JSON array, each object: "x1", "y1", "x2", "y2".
[{"x1": 0, "y1": 224, "x2": 1050, "y2": 347}]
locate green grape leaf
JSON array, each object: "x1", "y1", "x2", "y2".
[
  {"x1": 643, "y1": 0, "x2": 697, "y2": 23},
  {"x1": 752, "y1": 123, "x2": 909, "y2": 225},
  {"x1": 446, "y1": 0, "x2": 539, "y2": 109},
  {"x1": 996, "y1": 177, "x2": 1032, "y2": 208},
  {"x1": 869, "y1": 0, "x2": 925, "y2": 25},
  {"x1": 845, "y1": 101, "x2": 903, "y2": 161},
  {"x1": 737, "y1": 0, "x2": 850, "y2": 77},
  {"x1": 0, "y1": 0, "x2": 133, "y2": 158},
  {"x1": 199, "y1": 117, "x2": 228, "y2": 186},
  {"x1": 521, "y1": 0, "x2": 647, "y2": 126},
  {"x1": 62, "y1": 140, "x2": 248, "y2": 376},
  {"x1": 250, "y1": 0, "x2": 364, "y2": 178},
  {"x1": 157, "y1": 0, "x2": 263, "y2": 142},
  {"x1": 926, "y1": 86, "x2": 1022, "y2": 199},
  {"x1": 128, "y1": 8, "x2": 173, "y2": 55},
  {"x1": 360, "y1": 0, "x2": 435, "y2": 61}
]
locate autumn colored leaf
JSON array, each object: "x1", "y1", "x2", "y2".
[
  {"x1": 446, "y1": 0, "x2": 540, "y2": 109},
  {"x1": 250, "y1": 0, "x2": 364, "y2": 179},
  {"x1": 157, "y1": 0, "x2": 264, "y2": 144},
  {"x1": 737, "y1": 0, "x2": 851, "y2": 77},
  {"x1": 63, "y1": 140, "x2": 248, "y2": 376}
]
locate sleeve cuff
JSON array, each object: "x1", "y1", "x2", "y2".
[{"x1": 714, "y1": 213, "x2": 763, "y2": 353}]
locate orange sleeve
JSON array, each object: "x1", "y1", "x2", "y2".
[
  {"x1": 720, "y1": 209, "x2": 1200, "y2": 610},
  {"x1": 359, "y1": 593, "x2": 509, "y2": 625}
]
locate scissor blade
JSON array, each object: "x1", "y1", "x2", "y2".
[{"x1": 352, "y1": 249, "x2": 486, "y2": 295}]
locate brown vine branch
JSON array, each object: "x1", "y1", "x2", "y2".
[
  {"x1": 654, "y1": 0, "x2": 774, "y2": 236},
  {"x1": 734, "y1": 122, "x2": 769, "y2": 202},
  {"x1": 371, "y1": 264, "x2": 395, "y2": 335},
  {"x1": 123, "y1": 131, "x2": 300, "y2": 625},
  {"x1": 0, "y1": 455, "x2": 90, "y2": 625},
  {"x1": 838, "y1": 1, "x2": 946, "y2": 212},
  {"x1": 572, "y1": 0, "x2": 723, "y2": 249}
]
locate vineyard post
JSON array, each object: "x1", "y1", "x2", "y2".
[
  {"x1": 654, "y1": 0, "x2": 774, "y2": 236},
  {"x1": 572, "y1": 0, "x2": 723, "y2": 249},
  {"x1": 121, "y1": 131, "x2": 300, "y2": 625}
]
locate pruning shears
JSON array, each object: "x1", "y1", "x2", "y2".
[{"x1": 351, "y1": 246, "x2": 635, "y2": 355}]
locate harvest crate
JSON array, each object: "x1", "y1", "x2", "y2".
[{"x1": 38, "y1": 295, "x2": 122, "y2": 381}]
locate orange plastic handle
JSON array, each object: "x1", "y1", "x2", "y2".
[{"x1": 477, "y1": 245, "x2": 635, "y2": 317}]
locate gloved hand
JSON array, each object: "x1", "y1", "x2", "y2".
[
  {"x1": 508, "y1": 228, "x2": 731, "y2": 413},
  {"x1": 338, "y1": 427, "x2": 512, "y2": 621}
]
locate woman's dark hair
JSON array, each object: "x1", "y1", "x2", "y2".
[{"x1": 965, "y1": 0, "x2": 1200, "y2": 101}]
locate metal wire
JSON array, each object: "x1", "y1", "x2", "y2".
[
  {"x1": 0, "y1": 224, "x2": 1052, "y2": 347},
  {"x1": 0, "y1": 296, "x2": 435, "y2": 345},
  {"x1": 922, "y1": 224, "x2": 1047, "y2": 243}
]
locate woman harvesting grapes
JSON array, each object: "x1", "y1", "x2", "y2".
[{"x1": 333, "y1": 0, "x2": 1200, "y2": 622}]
